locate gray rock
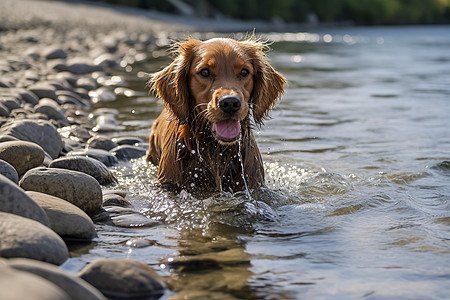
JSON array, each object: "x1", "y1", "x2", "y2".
[
  {"x1": 78, "y1": 259, "x2": 165, "y2": 299},
  {"x1": 67, "y1": 149, "x2": 118, "y2": 166},
  {"x1": 92, "y1": 206, "x2": 158, "y2": 228},
  {"x1": 19, "y1": 168, "x2": 102, "y2": 215},
  {"x1": 49, "y1": 156, "x2": 117, "y2": 186},
  {"x1": 0, "y1": 102, "x2": 9, "y2": 117},
  {"x1": 34, "y1": 102, "x2": 69, "y2": 126},
  {"x1": 27, "y1": 83, "x2": 58, "y2": 101},
  {"x1": 0, "y1": 159, "x2": 18, "y2": 183},
  {"x1": 53, "y1": 58, "x2": 101, "y2": 75},
  {"x1": 26, "y1": 191, "x2": 97, "y2": 240},
  {"x1": 0, "y1": 265, "x2": 70, "y2": 300},
  {"x1": 59, "y1": 125, "x2": 92, "y2": 143},
  {"x1": 112, "y1": 136, "x2": 145, "y2": 146},
  {"x1": 0, "y1": 96, "x2": 22, "y2": 111},
  {"x1": 0, "y1": 140, "x2": 45, "y2": 175},
  {"x1": 76, "y1": 78, "x2": 97, "y2": 91},
  {"x1": 102, "y1": 193, "x2": 131, "y2": 207},
  {"x1": 110, "y1": 145, "x2": 146, "y2": 161},
  {"x1": 0, "y1": 119, "x2": 64, "y2": 158},
  {"x1": 43, "y1": 46, "x2": 68, "y2": 60},
  {"x1": 8, "y1": 258, "x2": 106, "y2": 300},
  {"x1": 0, "y1": 212, "x2": 69, "y2": 264},
  {"x1": 86, "y1": 136, "x2": 118, "y2": 151},
  {"x1": 0, "y1": 174, "x2": 50, "y2": 226}
]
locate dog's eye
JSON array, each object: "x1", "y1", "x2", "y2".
[
  {"x1": 240, "y1": 69, "x2": 249, "y2": 78},
  {"x1": 199, "y1": 69, "x2": 211, "y2": 78}
]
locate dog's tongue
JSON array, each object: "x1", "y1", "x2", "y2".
[{"x1": 212, "y1": 120, "x2": 241, "y2": 140}]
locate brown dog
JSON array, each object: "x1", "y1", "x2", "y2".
[{"x1": 146, "y1": 37, "x2": 286, "y2": 193}]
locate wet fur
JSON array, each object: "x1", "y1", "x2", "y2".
[{"x1": 147, "y1": 37, "x2": 286, "y2": 193}]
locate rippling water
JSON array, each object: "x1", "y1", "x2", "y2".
[{"x1": 66, "y1": 26, "x2": 450, "y2": 299}]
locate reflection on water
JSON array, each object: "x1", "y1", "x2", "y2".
[{"x1": 67, "y1": 26, "x2": 450, "y2": 299}]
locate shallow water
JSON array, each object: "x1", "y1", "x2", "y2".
[{"x1": 65, "y1": 26, "x2": 450, "y2": 299}]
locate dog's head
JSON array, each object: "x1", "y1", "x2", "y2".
[{"x1": 150, "y1": 37, "x2": 286, "y2": 144}]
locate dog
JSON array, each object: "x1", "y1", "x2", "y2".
[{"x1": 146, "y1": 37, "x2": 286, "y2": 193}]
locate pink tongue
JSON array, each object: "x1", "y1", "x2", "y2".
[{"x1": 212, "y1": 120, "x2": 241, "y2": 140}]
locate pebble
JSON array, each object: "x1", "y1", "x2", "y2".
[
  {"x1": 27, "y1": 83, "x2": 59, "y2": 101},
  {"x1": 78, "y1": 258, "x2": 165, "y2": 299},
  {"x1": 0, "y1": 212, "x2": 69, "y2": 265},
  {"x1": 53, "y1": 57, "x2": 101, "y2": 75},
  {"x1": 26, "y1": 191, "x2": 97, "y2": 240},
  {"x1": 112, "y1": 136, "x2": 145, "y2": 145},
  {"x1": 0, "y1": 265, "x2": 70, "y2": 300},
  {"x1": 19, "y1": 167, "x2": 103, "y2": 215},
  {"x1": 0, "y1": 102, "x2": 10, "y2": 117},
  {"x1": 0, "y1": 174, "x2": 50, "y2": 226},
  {"x1": 102, "y1": 193, "x2": 131, "y2": 207},
  {"x1": 49, "y1": 156, "x2": 117, "y2": 186},
  {"x1": 92, "y1": 206, "x2": 158, "y2": 228},
  {"x1": 110, "y1": 145, "x2": 147, "y2": 161},
  {"x1": 86, "y1": 135, "x2": 118, "y2": 151},
  {"x1": 34, "y1": 100, "x2": 70, "y2": 126},
  {"x1": 67, "y1": 149, "x2": 118, "y2": 166},
  {"x1": 0, "y1": 119, "x2": 64, "y2": 158},
  {"x1": 8, "y1": 258, "x2": 106, "y2": 300},
  {"x1": 0, "y1": 159, "x2": 19, "y2": 183},
  {"x1": 0, "y1": 140, "x2": 45, "y2": 175},
  {"x1": 59, "y1": 125, "x2": 92, "y2": 143},
  {"x1": 43, "y1": 46, "x2": 68, "y2": 60}
]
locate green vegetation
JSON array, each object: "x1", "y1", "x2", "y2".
[{"x1": 90, "y1": 0, "x2": 450, "y2": 25}]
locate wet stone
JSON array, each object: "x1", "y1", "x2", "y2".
[
  {"x1": 0, "y1": 97, "x2": 22, "y2": 111},
  {"x1": 0, "y1": 140, "x2": 45, "y2": 175},
  {"x1": 43, "y1": 46, "x2": 67, "y2": 60},
  {"x1": 112, "y1": 136, "x2": 145, "y2": 146},
  {"x1": 19, "y1": 167, "x2": 103, "y2": 215},
  {"x1": 86, "y1": 136, "x2": 118, "y2": 151},
  {"x1": 34, "y1": 102, "x2": 69, "y2": 126},
  {"x1": 110, "y1": 145, "x2": 146, "y2": 161},
  {"x1": 26, "y1": 191, "x2": 97, "y2": 240},
  {"x1": 59, "y1": 125, "x2": 92, "y2": 143},
  {"x1": 27, "y1": 83, "x2": 58, "y2": 101},
  {"x1": 78, "y1": 258, "x2": 165, "y2": 299},
  {"x1": 0, "y1": 174, "x2": 50, "y2": 226},
  {"x1": 49, "y1": 156, "x2": 117, "y2": 186},
  {"x1": 8, "y1": 258, "x2": 106, "y2": 300},
  {"x1": 0, "y1": 103, "x2": 9, "y2": 117},
  {"x1": 67, "y1": 149, "x2": 118, "y2": 166},
  {"x1": 0, "y1": 159, "x2": 18, "y2": 183},
  {"x1": 102, "y1": 193, "x2": 131, "y2": 207},
  {"x1": 92, "y1": 206, "x2": 158, "y2": 228},
  {"x1": 0, "y1": 212, "x2": 69, "y2": 265}
]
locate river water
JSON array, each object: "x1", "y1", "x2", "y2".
[{"x1": 66, "y1": 26, "x2": 450, "y2": 299}]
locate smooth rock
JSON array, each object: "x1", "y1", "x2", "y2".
[
  {"x1": 8, "y1": 258, "x2": 105, "y2": 300},
  {"x1": 43, "y1": 46, "x2": 68, "y2": 60},
  {"x1": 78, "y1": 259, "x2": 165, "y2": 299},
  {"x1": 0, "y1": 174, "x2": 50, "y2": 226},
  {"x1": 102, "y1": 193, "x2": 131, "y2": 207},
  {"x1": 86, "y1": 136, "x2": 118, "y2": 151},
  {"x1": 19, "y1": 168, "x2": 102, "y2": 215},
  {"x1": 0, "y1": 212, "x2": 68, "y2": 264},
  {"x1": 110, "y1": 145, "x2": 146, "y2": 161},
  {"x1": 27, "y1": 83, "x2": 58, "y2": 101},
  {"x1": 59, "y1": 125, "x2": 92, "y2": 143},
  {"x1": 0, "y1": 159, "x2": 18, "y2": 183},
  {"x1": 92, "y1": 206, "x2": 158, "y2": 228},
  {"x1": 53, "y1": 58, "x2": 100, "y2": 75},
  {"x1": 0, "y1": 96, "x2": 21, "y2": 111},
  {"x1": 67, "y1": 149, "x2": 118, "y2": 166},
  {"x1": 0, "y1": 119, "x2": 63, "y2": 158},
  {"x1": 112, "y1": 136, "x2": 145, "y2": 146},
  {"x1": 0, "y1": 140, "x2": 45, "y2": 175},
  {"x1": 49, "y1": 156, "x2": 117, "y2": 186},
  {"x1": 26, "y1": 191, "x2": 97, "y2": 240},
  {"x1": 34, "y1": 102, "x2": 69, "y2": 126},
  {"x1": 0, "y1": 265, "x2": 70, "y2": 300},
  {"x1": 0, "y1": 102, "x2": 9, "y2": 117}
]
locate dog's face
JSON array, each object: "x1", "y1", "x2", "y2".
[{"x1": 150, "y1": 37, "x2": 286, "y2": 145}]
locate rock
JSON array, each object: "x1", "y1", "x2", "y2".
[
  {"x1": 102, "y1": 193, "x2": 131, "y2": 207},
  {"x1": 26, "y1": 191, "x2": 97, "y2": 240},
  {"x1": 76, "y1": 78, "x2": 97, "y2": 91},
  {"x1": 27, "y1": 83, "x2": 58, "y2": 101},
  {"x1": 53, "y1": 58, "x2": 101, "y2": 75},
  {"x1": 59, "y1": 125, "x2": 92, "y2": 143},
  {"x1": 0, "y1": 140, "x2": 45, "y2": 175},
  {"x1": 110, "y1": 145, "x2": 146, "y2": 161},
  {"x1": 86, "y1": 136, "x2": 118, "y2": 151},
  {"x1": 49, "y1": 156, "x2": 117, "y2": 186},
  {"x1": 0, "y1": 159, "x2": 18, "y2": 183},
  {"x1": 78, "y1": 259, "x2": 165, "y2": 299},
  {"x1": 67, "y1": 149, "x2": 118, "y2": 167},
  {"x1": 91, "y1": 206, "x2": 158, "y2": 228},
  {"x1": 0, "y1": 265, "x2": 70, "y2": 300},
  {"x1": 93, "y1": 53, "x2": 120, "y2": 68},
  {"x1": 0, "y1": 212, "x2": 68, "y2": 264},
  {"x1": 0, "y1": 96, "x2": 22, "y2": 111},
  {"x1": 0, "y1": 119, "x2": 63, "y2": 158},
  {"x1": 34, "y1": 100, "x2": 69, "y2": 126},
  {"x1": 19, "y1": 168, "x2": 102, "y2": 215},
  {"x1": 0, "y1": 102, "x2": 9, "y2": 117},
  {"x1": 112, "y1": 136, "x2": 145, "y2": 146},
  {"x1": 43, "y1": 46, "x2": 68, "y2": 60},
  {"x1": 0, "y1": 174, "x2": 50, "y2": 226},
  {"x1": 8, "y1": 258, "x2": 105, "y2": 300}
]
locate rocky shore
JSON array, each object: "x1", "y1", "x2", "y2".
[{"x1": 0, "y1": 0, "x2": 206, "y2": 298}]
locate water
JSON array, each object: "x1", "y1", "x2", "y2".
[{"x1": 66, "y1": 26, "x2": 450, "y2": 299}]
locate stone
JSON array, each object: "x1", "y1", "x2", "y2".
[
  {"x1": 59, "y1": 125, "x2": 92, "y2": 143},
  {"x1": 0, "y1": 265, "x2": 70, "y2": 300},
  {"x1": 49, "y1": 156, "x2": 117, "y2": 186},
  {"x1": 0, "y1": 102, "x2": 9, "y2": 117},
  {"x1": 43, "y1": 46, "x2": 68, "y2": 60},
  {"x1": 92, "y1": 206, "x2": 158, "y2": 228},
  {"x1": 0, "y1": 212, "x2": 69, "y2": 264},
  {"x1": 27, "y1": 83, "x2": 58, "y2": 101},
  {"x1": 34, "y1": 102, "x2": 69, "y2": 126},
  {"x1": 53, "y1": 58, "x2": 101, "y2": 75},
  {"x1": 112, "y1": 136, "x2": 145, "y2": 146},
  {"x1": 86, "y1": 136, "x2": 118, "y2": 151},
  {"x1": 0, "y1": 96, "x2": 21, "y2": 111},
  {"x1": 0, "y1": 140, "x2": 45, "y2": 175},
  {"x1": 102, "y1": 193, "x2": 131, "y2": 207},
  {"x1": 110, "y1": 145, "x2": 146, "y2": 161},
  {"x1": 26, "y1": 191, "x2": 97, "y2": 240},
  {"x1": 0, "y1": 159, "x2": 18, "y2": 183},
  {"x1": 0, "y1": 174, "x2": 50, "y2": 226},
  {"x1": 19, "y1": 168, "x2": 102, "y2": 215},
  {"x1": 78, "y1": 259, "x2": 165, "y2": 299},
  {"x1": 8, "y1": 258, "x2": 105, "y2": 300},
  {"x1": 0, "y1": 119, "x2": 63, "y2": 158},
  {"x1": 67, "y1": 149, "x2": 118, "y2": 167}
]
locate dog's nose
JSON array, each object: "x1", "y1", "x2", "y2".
[{"x1": 219, "y1": 95, "x2": 241, "y2": 114}]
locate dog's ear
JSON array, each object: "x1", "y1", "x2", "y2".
[
  {"x1": 248, "y1": 41, "x2": 286, "y2": 125},
  {"x1": 149, "y1": 39, "x2": 201, "y2": 122}
]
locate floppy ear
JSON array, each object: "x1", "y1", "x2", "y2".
[
  {"x1": 149, "y1": 39, "x2": 201, "y2": 122},
  {"x1": 250, "y1": 43, "x2": 286, "y2": 124}
]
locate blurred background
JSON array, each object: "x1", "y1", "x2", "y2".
[{"x1": 88, "y1": 0, "x2": 450, "y2": 25}]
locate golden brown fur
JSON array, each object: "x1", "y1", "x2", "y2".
[{"x1": 147, "y1": 37, "x2": 286, "y2": 193}]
